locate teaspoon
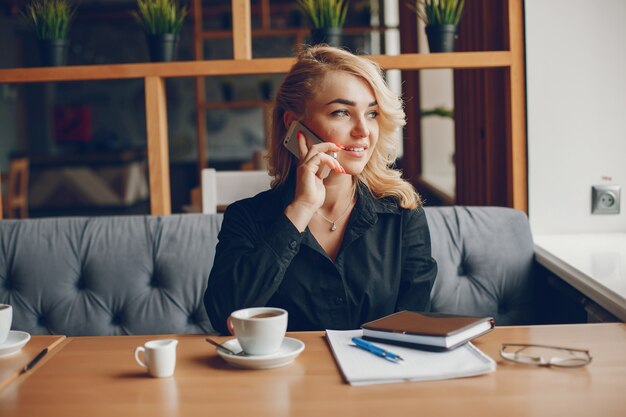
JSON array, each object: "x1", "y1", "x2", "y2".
[{"x1": 205, "y1": 337, "x2": 245, "y2": 356}]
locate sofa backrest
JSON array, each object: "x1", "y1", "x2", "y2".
[
  {"x1": 425, "y1": 207, "x2": 534, "y2": 325},
  {"x1": 0, "y1": 214, "x2": 222, "y2": 336},
  {"x1": 0, "y1": 207, "x2": 534, "y2": 336}
]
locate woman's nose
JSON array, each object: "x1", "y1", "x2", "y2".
[{"x1": 351, "y1": 117, "x2": 369, "y2": 138}]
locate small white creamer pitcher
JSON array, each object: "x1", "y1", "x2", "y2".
[{"x1": 134, "y1": 339, "x2": 178, "y2": 378}]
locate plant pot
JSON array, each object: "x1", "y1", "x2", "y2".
[
  {"x1": 425, "y1": 24, "x2": 458, "y2": 53},
  {"x1": 310, "y1": 28, "x2": 344, "y2": 48},
  {"x1": 258, "y1": 80, "x2": 273, "y2": 100},
  {"x1": 38, "y1": 38, "x2": 69, "y2": 67},
  {"x1": 146, "y1": 34, "x2": 180, "y2": 62}
]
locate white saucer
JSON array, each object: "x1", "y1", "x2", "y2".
[
  {"x1": 0, "y1": 331, "x2": 31, "y2": 358},
  {"x1": 216, "y1": 337, "x2": 305, "y2": 369}
]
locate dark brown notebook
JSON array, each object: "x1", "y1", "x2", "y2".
[{"x1": 362, "y1": 311, "x2": 495, "y2": 351}]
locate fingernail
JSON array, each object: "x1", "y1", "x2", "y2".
[
  {"x1": 334, "y1": 143, "x2": 346, "y2": 149},
  {"x1": 298, "y1": 131, "x2": 304, "y2": 140}
]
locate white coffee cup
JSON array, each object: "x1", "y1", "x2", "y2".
[
  {"x1": 134, "y1": 339, "x2": 178, "y2": 378},
  {"x1": 0, "y1": 304, "x2": 12, "y2": 345},
  {"x1": 227, "y1": 307, "x2": 288, "y2": 355}
]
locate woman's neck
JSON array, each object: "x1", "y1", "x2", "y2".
[{"x1": 321, "y1": 175, "x2": 355, "y2": 211}]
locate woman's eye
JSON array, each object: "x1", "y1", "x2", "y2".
[
  {"x1": 367, "y1": 110, "x2": 379, "y2": 119},
  {"x1": 331, "y1": 109, "x2": 349, "y2": 117}
]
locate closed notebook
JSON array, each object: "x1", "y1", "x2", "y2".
[{"x1": 362, "y1": 311, "x2": 495, "y2": 351}]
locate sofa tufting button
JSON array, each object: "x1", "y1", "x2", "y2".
[
  {"x1": 150, "y1": 277, "x2": 159, "y2": 288},
  {"x1": 76, "y1": 279, "x2": 86, "y2": 290},
  {"x1": 111, "y1": 314, "x2": 123, "y2": 326},
  {"x1": 334, "y1": 297, "x2": 344, "y2": 305},
  {"x1": 38, "y1": 316, "x2": 46, "y2": 326},
  {"x1": 4, "y1": 278, "x2": 13, "y2": 290}
]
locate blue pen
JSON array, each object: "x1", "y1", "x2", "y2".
[{"x1": 352, "y1": 337, "x2": 404, "y2": 363}]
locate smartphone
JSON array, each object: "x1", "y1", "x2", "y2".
[{"x1": 283, "y1": 121, "x2": 335, "y2": 179}]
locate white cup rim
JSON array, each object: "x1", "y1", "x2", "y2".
[
  {"x1": 230, "y1": 307, "x2": 287, "y2": 321},
  {"x1": 144, "y1": 339, "x2": 178, "y2": 349}
]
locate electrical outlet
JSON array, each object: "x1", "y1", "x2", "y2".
[{"x1": 592, "y1": 185, "x2": 621, "y2": 214}]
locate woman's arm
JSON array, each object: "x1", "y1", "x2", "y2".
[
  {"x1": 204, "y1": 201, "x2": 304, "y2": 334},
  {"x1": 396, "y1": 208, "x2": 438, "y2": 312}
]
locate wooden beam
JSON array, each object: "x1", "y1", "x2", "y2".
[
  {"x1": 144, "y1": 76, "x2": 171, "y2": 215},
  {"x1": 260, "y1": 0, "x2": 270, "y2": 30},
  {"x1": 508, "y1": 0, "x2": 528, "y2": 212},
  {"x1": 0, "y1": 52, "x2": 512, "y2": 84},
  {"x1": 232, "y1": 0, "x2": 252, "y2": 60}
]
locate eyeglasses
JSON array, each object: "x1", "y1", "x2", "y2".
[{"x1": 500, "y1": 343, "x2": 592, "y2": 368}]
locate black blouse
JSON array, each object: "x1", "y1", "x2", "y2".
[{"x1": 204, "y1": 179, "x2": 438, "y2": 334}]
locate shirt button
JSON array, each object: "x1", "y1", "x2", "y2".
[
  {"x1": 334, "y1": 297, "x2": 344, "y2": 305},
  {"x1": 289, "y1": 240, "x2": 297, "y2": 249}
]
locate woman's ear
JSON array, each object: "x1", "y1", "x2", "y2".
[{"x1": 283, "y1": 111, "x2": 297, "y2": 129}]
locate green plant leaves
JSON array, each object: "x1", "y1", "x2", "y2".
[
  {"x1": 407, "y1": 0, "x2": 465, "y2": 26},
  {"x1": 22, "y1": 0, "x2": 75, "y2": 40},
  {"x1": 297, "y1": 0, "x2": 348, "y2": 29},
  {"x1": 132, "y1": 0, "x2": 188, "y2": 35}
]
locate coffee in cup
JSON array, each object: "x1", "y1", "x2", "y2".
[
  {"x1": 227, "y1": 307, "x2": 287, "y2": 355},
  {"x1": 134, "y1": 339, "x2": 178, "y2": 378},
  {"x1": 0, "y1": 304, "x2": 12, "y2": 345}
]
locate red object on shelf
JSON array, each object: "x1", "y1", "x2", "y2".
[{"x1": 54, "y1": 105, "x2": 92, "y2": 143}]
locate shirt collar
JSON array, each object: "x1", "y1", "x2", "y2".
[{"x1": 254, "y1": 174, "x2": 401, "y2": 224}]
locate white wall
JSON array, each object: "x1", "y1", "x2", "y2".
[{"x1": 526, "y1": 0, "x2": 626, "y2": 234}]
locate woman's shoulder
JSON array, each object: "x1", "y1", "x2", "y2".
[{"x1": 224, "y1": 185, "x2": 287, "y2": 222}]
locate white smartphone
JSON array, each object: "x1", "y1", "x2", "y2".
[{"x1": 283, "y1": 121, "x2": 335, "y2": 179}]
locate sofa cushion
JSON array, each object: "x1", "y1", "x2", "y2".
[
  {"x1": 425, "y1": 206, "x2": 535, "y2": 325},
  {"x1": 0, "y1": 214, "x2": 221, "y2": 336}
]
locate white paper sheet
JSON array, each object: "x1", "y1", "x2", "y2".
[{"x1": 326, "y1": 329, "x2": 496, "y2": 386}]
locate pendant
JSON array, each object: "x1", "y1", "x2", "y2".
[{"x1": 330, "y1": 223, "x2": 337, "y2": 232}]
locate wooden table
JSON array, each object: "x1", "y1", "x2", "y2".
[
  {"x1": 0, "y1": 324, "x2": 624, "y2": 417},
  {"x1": 0, "y1": 336, "x2": 66, "y2": 391}
]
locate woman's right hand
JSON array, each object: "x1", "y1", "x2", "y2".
[{"x1": 284, "y1": 132, "x2": 344, "y2": 231}]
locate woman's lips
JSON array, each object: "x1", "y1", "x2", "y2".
[{"x1": 339, "y1": 145, "x2": 368, "y2": 158}]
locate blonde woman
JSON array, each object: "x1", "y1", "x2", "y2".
[{"x1": 205, "y1": 46, "x2": 437, "y2": 333}]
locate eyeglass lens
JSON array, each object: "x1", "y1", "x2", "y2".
[{"x1": 501, "y1": 345, "x2": 591, "y2": 367}]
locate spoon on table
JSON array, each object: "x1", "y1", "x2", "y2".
[{"x1": 205, "y1": 337, "x2": 246, "y2": 356}]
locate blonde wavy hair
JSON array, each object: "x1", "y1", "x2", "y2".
[{"x1": 269, "y1": 45, "x2": 421, "y2": 209}]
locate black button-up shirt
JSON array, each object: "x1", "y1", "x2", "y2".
[{"x1": 204, "y1": 180, "x2": 438, "y2": 334}]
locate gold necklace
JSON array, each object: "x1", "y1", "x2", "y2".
[{"x1": 315, "y1": 185, "x2": 356, "y2": 232}]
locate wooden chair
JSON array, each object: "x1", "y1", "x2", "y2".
[
  {"x1": 201, "y1": 168, "x2": 272, "y2": 214},
  {"x1": 2, "y1": 157, "x2": 30, "y2": 219}
]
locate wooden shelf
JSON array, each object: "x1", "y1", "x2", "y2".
[{"x1": 0, "y1": 52, "x2": 511, "y2": 84}]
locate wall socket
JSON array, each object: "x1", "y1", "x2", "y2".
[{"x1": 591, "y1": 185, "x2": 621, "y2": 214}]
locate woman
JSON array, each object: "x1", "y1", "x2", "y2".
[{"x1": 204, "y1": 45, "x2": 437, "y2": 334}]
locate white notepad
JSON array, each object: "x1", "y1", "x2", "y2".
[{"x1": 326, "y1": 329, "x2": 496, "y2": 386}]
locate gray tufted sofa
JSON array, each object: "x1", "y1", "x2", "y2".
[{"x1": 0, "y1": 207, "x2": 535, "y2": 336}]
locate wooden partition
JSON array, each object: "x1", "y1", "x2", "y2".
[{"x1": 0, "y1": 0, "x2": 527, "y2": 215}]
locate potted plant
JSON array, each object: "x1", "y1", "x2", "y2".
[
  {"x1": 297, "y1": 0, "x2": 348, "y2": 48},
  {"x1": 22, "y1": 0, "x2": 75, "y2": 67},
  {"x1": 132, "y1": 0, "x2": 188, "y2": 62},
  {"x1": 408, "y1": 0, "x2": 465, "y2": 53}
]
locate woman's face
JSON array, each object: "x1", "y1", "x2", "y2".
[{"x1": 302, "y1": 71, "x2": 380, "y2": 176}]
